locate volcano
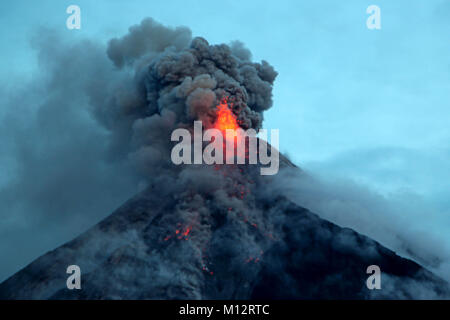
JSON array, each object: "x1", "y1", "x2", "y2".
[
  {"x1": 0, "y1": 153, "x2": 449, "y2": 299},
  {"x1": 1, "y1": 18, "x2": 449, "y2": 300}
]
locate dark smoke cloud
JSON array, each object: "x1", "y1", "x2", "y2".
[
  {"x1": 106, "y1": 18, "x2": 192, "y2": 68},
  {"x1": 107, "y1": 19, "x2": 277, "y2": 179},
  {"x1": 91, "y1": 17, "x2": 277, "y2": 179},
  {"x1": 0, "y1": 29, "x2": 140, "y2": 282}
]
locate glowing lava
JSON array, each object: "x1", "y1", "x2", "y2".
[
  {"x1": 214, "y1": 97, "x2": 247, "y2": 162},
  {"x1": 214, "y1": 98, "x2": 239, "y2": 133},
  {"x1": 183, "y1": 226, "x2": 192, "y2": 237}
]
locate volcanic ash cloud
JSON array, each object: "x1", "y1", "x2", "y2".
[{"x1": 96, "y1": 17, "x2": 278, "y2": 180}]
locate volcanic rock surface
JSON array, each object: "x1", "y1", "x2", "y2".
[{"x1": 1, "y1": 155, "x2": 449, "y2": 300}]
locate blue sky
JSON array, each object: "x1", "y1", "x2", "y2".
[
  {"x1": 0, "y1": 0, "x2": 449, "y2": 281},
  {"x1": 1, "y1": 0, "x2": 448, "y2": 162}
]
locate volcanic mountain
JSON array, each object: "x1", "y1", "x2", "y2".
[
  {"x1": 0, "y1": 151, "x2": 449, "y2": 299},
  {"x1": 1, "y1": 18, "x2": 449, "y2": 299}
]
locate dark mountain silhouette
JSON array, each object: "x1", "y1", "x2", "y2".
[{"x1": 1, "y1": 154, "x2": 448, "y2": 300}]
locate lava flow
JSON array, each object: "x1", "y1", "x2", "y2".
[
  {"x1": 214, "y1": 98, "x2": 239, "y2": 133},
  {"x1": 214, "y1": 97, "x2": 248, "y2": 163}
]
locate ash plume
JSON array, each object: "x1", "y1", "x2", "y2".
[{"x1": 96, "y1": 17, "x2": 278, "y2": 180}]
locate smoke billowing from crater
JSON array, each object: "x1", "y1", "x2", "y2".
[{"x1": 95, "y1": 17, "x2": 278, "y2": 179}]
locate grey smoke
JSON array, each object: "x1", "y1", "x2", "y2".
[
  {"x1": 106, "y1": 18, "x2": 192, "y2": 68},
  {"x1": 99, "y1": 17, "x2": 278, "y2": 179},
  {"x1": 268, "y1": 166, "x2": 450, "y2": 282}
]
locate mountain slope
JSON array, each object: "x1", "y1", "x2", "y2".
[{"x1": 1, "y1": 160, "x2": 449, "y2": 299}]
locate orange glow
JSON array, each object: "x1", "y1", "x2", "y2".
[
  {"x1": 214, "y1": 97, "x2": 247, "y2": 162},
  {"x1": 214, "y1": 98, "x2": 239, "y2": 133},
  {"x1": 183, "y1": 226, "x2": 192, "y2": 237}
]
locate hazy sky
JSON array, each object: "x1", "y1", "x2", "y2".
[{"x1": 0, "y1": 0, "x2": 449, "y2": 281}]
